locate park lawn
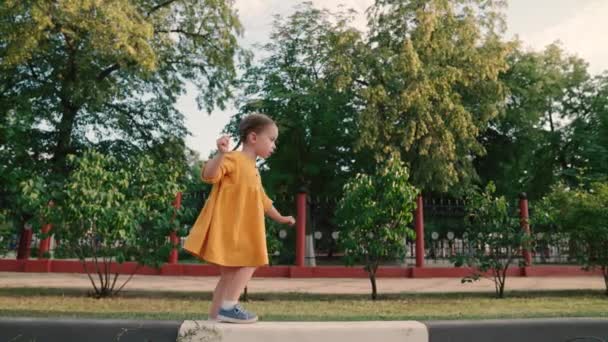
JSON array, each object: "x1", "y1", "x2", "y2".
[{"x1": 0, "y1": 288, "x2": 606, "y2": 321}]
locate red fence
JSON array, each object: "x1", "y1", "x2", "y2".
[{"x1": 3, "y1": 191, "x2": 593, "y2": 278}]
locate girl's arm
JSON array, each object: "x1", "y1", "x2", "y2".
[
  {"x1": 266, "y1": 206, "x2": 296, "y2": 225},
  {"x1": 202, "y1": 152, "x2": 225, "y2": 180},
  {"x1": 202, "y1": 136, "x2": 230, "y2": 179}
]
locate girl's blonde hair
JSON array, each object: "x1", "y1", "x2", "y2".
[{"x1": 233, "y1": 113, "x2": 276, "y2": 150}]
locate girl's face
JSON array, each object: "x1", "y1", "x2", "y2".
[{"x1": 250, "y1": 124, "x2": 278, "y2": 159}]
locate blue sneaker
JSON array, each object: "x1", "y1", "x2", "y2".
[{"x1": 217, "y1": 303, "x2": 258, "y2": 324}]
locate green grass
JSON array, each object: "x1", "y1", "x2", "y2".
[{"x1": 1, "y1": 288, "x2": 607, "y2": 321}]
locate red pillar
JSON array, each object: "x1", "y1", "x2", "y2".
[
  {"x1": 17, "y1": 224, "x2": 33, "y2": 260},
  {"x1": 295, "y1": 190, "x2": 307, "y2": 267},
  {"x1": 415, "y1": 194, "x2": 425, "y2": 268},
  {"x1": 168, "y1": 231, "x2": 179, "y2": 264},
  {"x1": 38, "y1": 223, "x2": 53, "y2": 259},
  {"x1": 38, "y1": 201, "x2": 55, "y2": 259},
  {"x1": 519, "y1": 192, "x2": 532, "y2": 266},
  {"x1": 168, "y1": 192, "x2": 182, "y2": 264}
]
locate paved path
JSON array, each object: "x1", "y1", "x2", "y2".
[{"x1": 0, "y1": 272, "x2": 605, "y2": 294}]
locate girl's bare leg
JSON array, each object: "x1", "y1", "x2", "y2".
[
  {"x1": 223, "y1": 267, "x2": 256, "y2": 301},
  {"x1": 208, "y1": 266, "x2": 236, "y2": 319}
]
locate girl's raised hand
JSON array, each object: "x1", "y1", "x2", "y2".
[
  {"x1": 283, "y1": 216, "x2": 296, "y2": 226},
  {"x1": 217, "y1": 135, "x2": 230, "y2": 153}
]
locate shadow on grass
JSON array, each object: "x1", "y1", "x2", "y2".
[
  {"x1": 0, "y1": 309, "x2": 606, "y2": 322},
  {"x1": 0, "y1": 287, "x2": 606, "y2": 301}
]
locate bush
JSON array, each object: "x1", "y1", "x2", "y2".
[
  {"x1": 265, "y1": 220, "x2": 284, "y2": 266},
  {"x1": 335, "y1": 156, "x2": 418, "y2": 300},
  {"x1": 538, "y1": 182, "x2": 608, "y2": 295},
  {"x1": 454, "y1": 183, "x2": 531, "y2": 298},
  {"x1": 22, "y1": 150, "x2": 183, "y2": 297}
]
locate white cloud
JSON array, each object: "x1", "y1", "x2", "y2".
[{"x1": 511, "y1": 0, "x2": 608, "y2": 75}]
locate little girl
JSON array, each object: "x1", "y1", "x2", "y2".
[{"x1": 183, "y1": 113, "x2": 295, "y2": 323}]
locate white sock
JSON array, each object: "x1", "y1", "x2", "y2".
[{"x1": 221, "y1": 300, "x2": 238, "y2": 310}]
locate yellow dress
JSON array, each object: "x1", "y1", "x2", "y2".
[{"x1": 183, "y1": 151, "x2": 273, "y2": 267}]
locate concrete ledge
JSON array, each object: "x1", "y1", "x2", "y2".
[
  {"x1": 0, "y1": 317, "x2": 181, "y2": 342},
  {"x1": 426, "y1": 318, "x2": 608, "y2": 342},
  {"x1": 2, "y1": 318, "x2": 607, "y2": 342},
  {"x1": 178, "y1": 321, "x2": 429, "y2": 342}
]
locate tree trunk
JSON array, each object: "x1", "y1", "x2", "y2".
[
  {"x1": 369, "y1": 272, "x2": 377, "y2": 300},
  {"x1": 498, "y1": 276, "x2": 506, "y2": 298},
  {"x1": 547, "y1": 110, "x2": 555, "y2": 134},
  {"x1": 53, "y1": 33, "x2": 80, "y2": 176},
  {"x1": 113, "y1": 265, "x2": 141, "y2": 297},
  {"x1": 492, "y1": 269, "x2": 500, "y2": 298},
  {"x1": 53, "y1": 101, "x2": 78, "y2": 175},
  {"x1": 368, "y1": 263, "x2": 380, "y2": 301},
  {"x1": 499, "y1": 263, "x2": 509, "y2": 299}
]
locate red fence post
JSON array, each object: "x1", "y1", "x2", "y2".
[
  {"x1": 168, "y1": 231, "x2": 179, "y2": 264},
  {"x1": 296, "y1": 190, "x2": 307, "y2": 267},
  {"x1": 415, "y1": 194, "x2": 425, "y2": 268},
  {"x1": 168, "y1": 192, "x2": 182, "y2": 264},
  {"x1": 35, "y1": 201, "x2": 56, "y2": 259},
  {"x1": 519, "y1": 192, "x2": 532, "y2": 266}
]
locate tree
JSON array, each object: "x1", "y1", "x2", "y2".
[
  {"x1": 226, "y1": 2, "x2": 372, "y2": 250},
  {"x1": 335, "y1": 156, "x2": 418, "y2": 300},
  {"x1": 476, "y1": 43, "x2": 591, "y2": 200},
  {"x1": 358, "y1": 0, "x2": 511, "y2": 193},
  {"x1": 178, "y1": 149, "x2": 210, "y2": 232},
  {"x1": 538, "y1": 182, "x2": 608, "y2": 295},
  {"x1": 21, "y1": 150, "x2": 183, "y2": 297},
  {"x1": 230, "y1": 2, "x2": 367, "y2": 191},
  {"x1": 566, "y1": 73, "x2": 608, "y2": 185},
  {"x1": 454, "y1": 183, "x2": 530, "y2": 298},
  {"x1": 1, "y1": 0, "x2": 244, "y2": 172},
  {"x1": 1, "y1": 0, "x2": 245, "y2": 261}
]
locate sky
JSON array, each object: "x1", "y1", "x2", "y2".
[{"x1": 177, "y1": 0, "x2": 608, "y2": 158}]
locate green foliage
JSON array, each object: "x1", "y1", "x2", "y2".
[
  {"x1": 359, "y1": 0, "x2": 511, "y2": 193},
  {"x1": 176, "y1": 152, "x2": 210, "y2": 236},
  {"x1": 335, "y1": 156, "x2": 418, "y2": 299},
  {"x1": 454, "y1": 183, "x2": 530, "y2": 298},
  {"x1": 567, "y1": 74, "x2": 608, "y2": 185},
  {"x1": 538, "y1": 182, "x2": 608, "y2": 294},
  {"x1": 0, "y1": 210, "x2": 13, "y2": 256},
  {"x1": 0, "y1": 1, "x2": 244, "y2": 262},
  {"x1": 264, "y1": 220, "x2": 284, "y2": 266},
  {"x1": 21, "y1": 150, "x2": 184, "y2": 297},
  {"x1": 477, "y1": 43, "x2": 591, "y2": 200},
  {"x1": 0, "y1": 105, "x2": 57, "y2": 250},
  {"x1": 0, "y1": 1, "x2": 244, "y2": 233},
  {"x1": 529, "y1": 196, "x2": 569, "y2": 265},
  {"x1": 226, "y1": 2, "x2": 372, "y2": 250},
  {"x1": 227, "y1": 4, "x2": 366, "y2": 193}
]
